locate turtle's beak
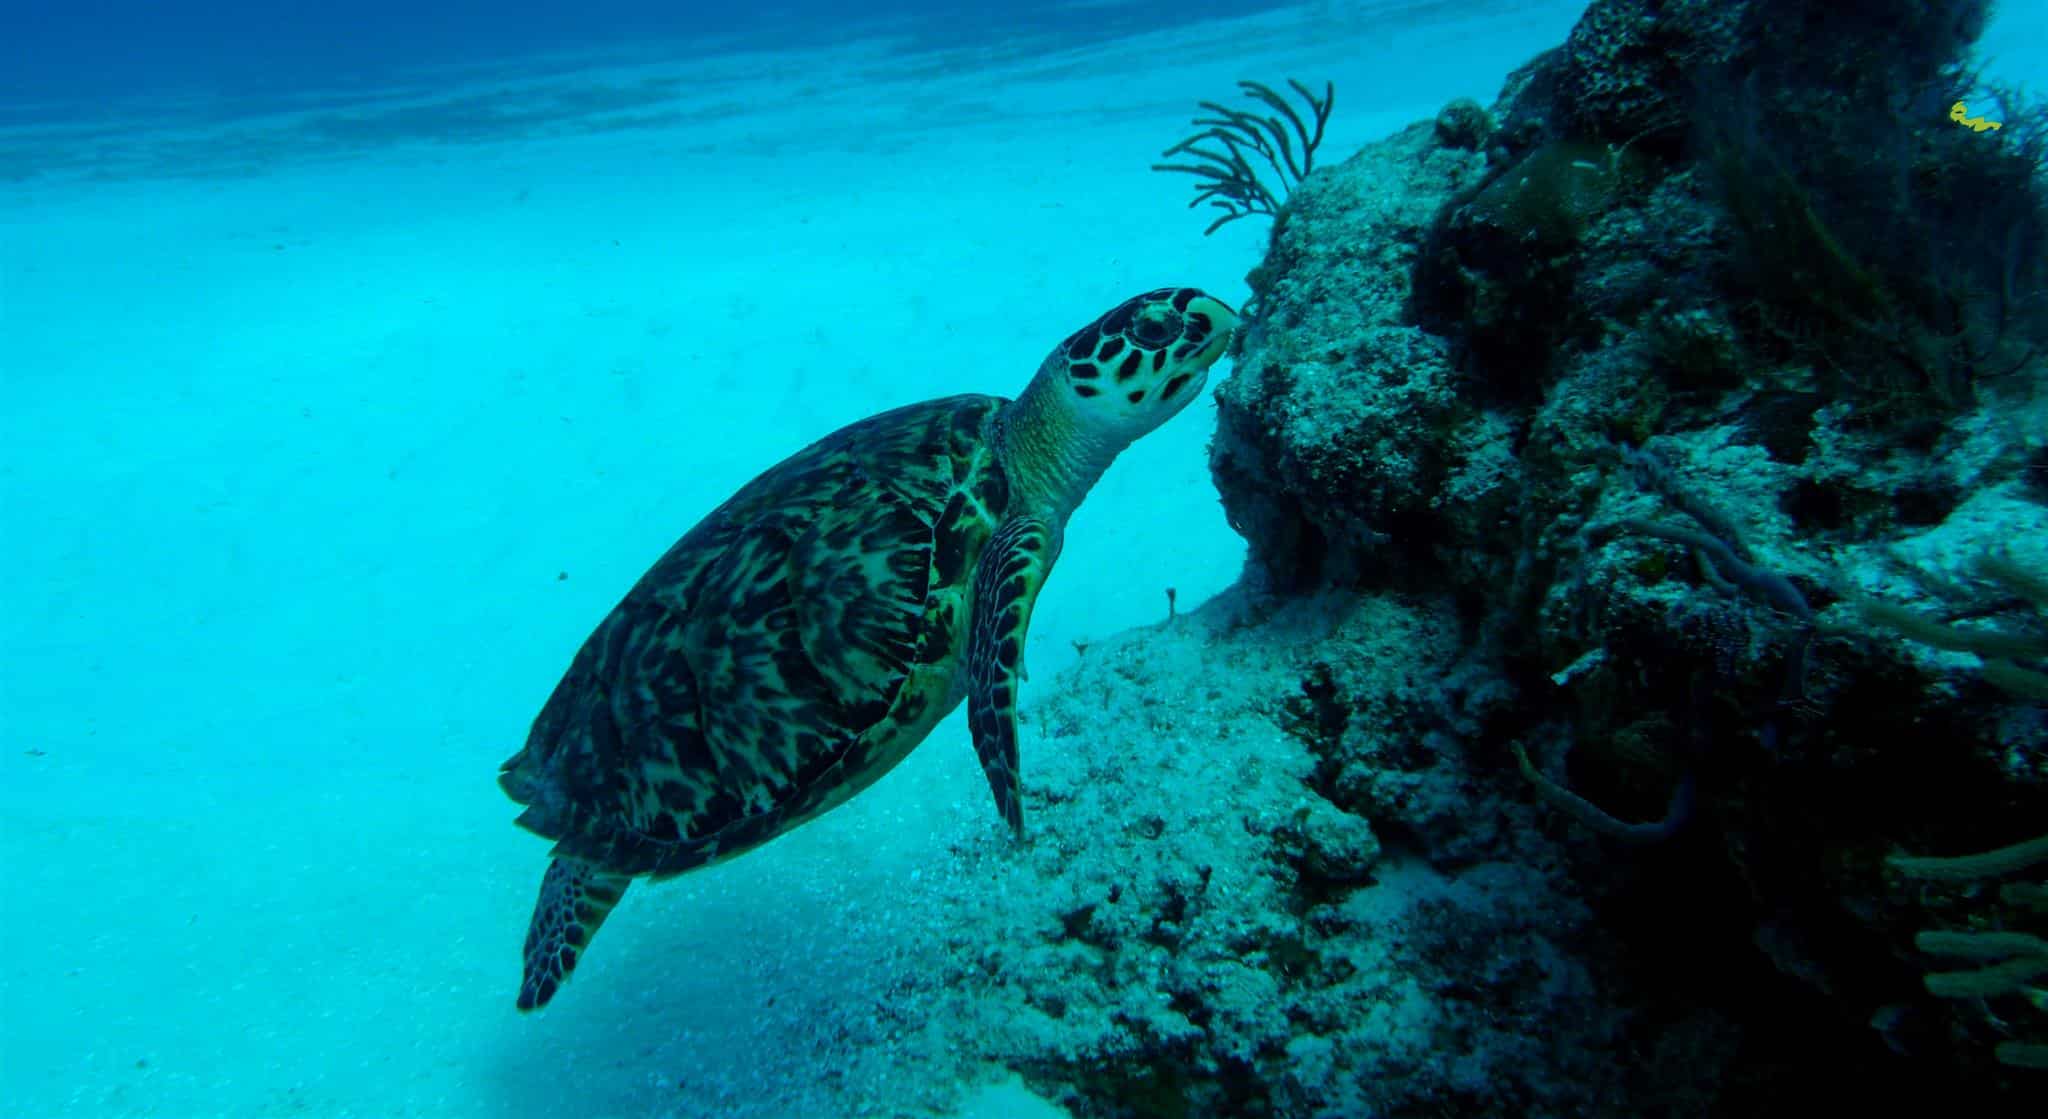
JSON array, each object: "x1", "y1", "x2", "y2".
[{"x1": 1191, "y1": 296, "x2": 1240, "y2": 368}]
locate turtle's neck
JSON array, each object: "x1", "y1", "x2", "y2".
[{"x1": 992, "y1": 368, "x2": 1126, "y2": 524}]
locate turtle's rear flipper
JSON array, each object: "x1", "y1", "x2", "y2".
[{"x1": 517, "y1": 857, "x2": 630, "y2": 1011}]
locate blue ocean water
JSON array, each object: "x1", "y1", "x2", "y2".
[
  {"x1": 3, "y1": 1, "x2": 1300, "y2": 113},
  {"x1": 4, "y1": 1, "x2": 2046, "y2": 1117}
]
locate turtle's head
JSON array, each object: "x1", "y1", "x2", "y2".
[
  {"x1": 1045, "y1": 287, "x2": 1239, "y2": 440},
  {"x1": 1001, "y1": 287, "x2": 1239, "y2": 517}
]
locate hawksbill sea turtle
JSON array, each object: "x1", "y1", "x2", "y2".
[{"x1": 499, "y1": 287, "x2": 1240, "y2": 1010}]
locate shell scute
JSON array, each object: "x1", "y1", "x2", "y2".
[{"x1": 501, "y1": 394, "x2": 1007, "y2": 876}]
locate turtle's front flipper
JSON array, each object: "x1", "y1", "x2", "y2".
[
  {"x1": 517, "y1": 857, "x2": 630, "y2": 1011},
  {"x1": 968, "y1": 515, "x2": 1058, "y2": 838}
]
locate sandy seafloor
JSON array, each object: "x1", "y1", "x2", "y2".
[{"x1": 3, "y1": 2, "x2": 2043, "y2": 1116}]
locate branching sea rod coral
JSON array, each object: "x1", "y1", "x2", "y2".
[
  {"x1": 1891, "y1": 833, "x2": 2048, "y2": 1071},
  {"x1": 1850, "y1": 548, "x2": 2048, "y2": 701},
  {"x1": 1855, "y1": 546, "x2": 2048, "y2": 1071},
  {"x1": 1152, "y1": 79, "x2": 1334, "y2": 234}
]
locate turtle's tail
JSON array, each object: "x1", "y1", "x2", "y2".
[{"x1": 516, "y1": 857, "x2": 631, "y2": 1011}]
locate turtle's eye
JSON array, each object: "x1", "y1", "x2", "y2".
[{"x1": 1127, "y1": 308, "x2": 1182, "y2": 348}]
